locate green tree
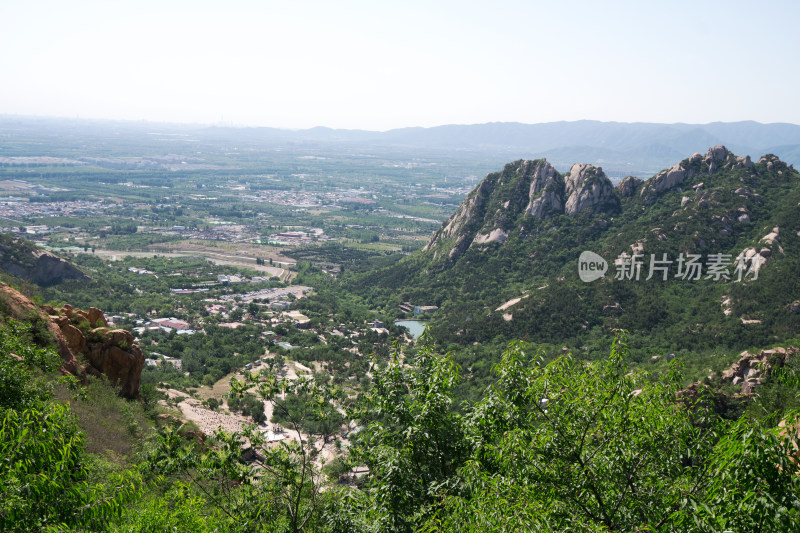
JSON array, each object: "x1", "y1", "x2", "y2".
[
  {"x1": 0, "y1": 320, "x2": 140, "y2": 531},
  {"x1": 420, "y1": 334, "x2": 800, "y2": 532},
  {"x1": 146, "y1": 370, "x2": 344, "y2": 532},
  {"x1": 349, "y1": 335, "x2": 468, "y2": 532}
]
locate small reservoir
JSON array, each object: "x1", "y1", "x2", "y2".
[{"x1": 395, "y1": 320, "x2": 427, "y2": 339}]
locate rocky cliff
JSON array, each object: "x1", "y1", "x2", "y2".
[
  {"x1": 677, "y1": 346, "x2": 798, "y2": 414},
  {"x1": 0, "y1": 283, "x2": 144, "y2": 398},
  {"x1": 563, "y1": 163, "x2": 619, "y2": 215},
  {"x1": 524, "y1": 159, "x2": 564, "y2": 217},
  {"x1": 425, "y1": 158, "x2": 618, "y2": 262},
  {"x1": 359, "y1": 143, "x2": 800, "y2": 350},
  {"x1": 639, "y1": 145, "x2": 757, "y2": 203},
  {"x1": 424, "y1": 145, "x2": 796, "y2": 268},
  {"x1": 0, "y1": 234, "x2": 89, "y2": 285}
]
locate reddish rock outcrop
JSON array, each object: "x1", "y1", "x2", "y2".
[
  {"x1": 88, "y1": 307, "x2": 108, "y2": 328},
  {"x1": 85, "y1": 343, "x2": 145, "y2": 398},
  {"x1": 0, "y1": 284, "x2": 83, "y2": 378},
  {"x1": 46, "y1": 322, "x2": 84, "y2": 378},
  {"x1": 0, "y1": 282, "x2": 144, "y2": 398},
  {"x1": 55, "y1": 311, "x2": 145, "y2": 398},
  {"x1": 676, "y1": 346, "x2": 798, "y2": 420},
  {"x1": 61, "y1": 323, "x2": 87, "y2": 355}
]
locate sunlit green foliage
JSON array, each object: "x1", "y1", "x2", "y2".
[
  {"x1": 0, "y1": 320, "x2": 141, "y2": 531},
  {"x1": 343, "y1": 334, "x2": 800, "y2": 532}
]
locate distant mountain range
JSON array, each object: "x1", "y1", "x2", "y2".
[
  {"x1": 2, "y1": 116, "x2": 800, "y2": 178},
  {"x1": 212, "y1": 120, "x2": 800, "y2": 176}
]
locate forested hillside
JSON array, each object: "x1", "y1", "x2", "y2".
[
  {"x1": 2, "y1": 144, "x2": 800, "y2": 531},
  {"x1": 4, "y1": 305, "x2": 800, "y2": 531},
  {"x1": 350, "y1": 147, "x2": 800, "y2": 360}
]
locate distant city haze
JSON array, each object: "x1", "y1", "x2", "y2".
[{"x1": 1, "y1": 0, "x2": 799, "y2": 130}]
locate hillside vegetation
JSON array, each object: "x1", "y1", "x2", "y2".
[
  {"x1": 3, "y1": 143, "x2": 800, "y2": 531},
  {"x1": 4, "y1": 307, "x2": 800, "y2": 531},
  {"x1": 348, "y1": 148, "x2": 800, "y2": 371}
]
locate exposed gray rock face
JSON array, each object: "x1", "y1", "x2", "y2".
[
  {"x1": 734, "y1": 155, "x2": 754, "y2": 169},
  {"x1": 523, "y1": 159, "x2": 558, "y2": 197},
  {"x1": 720, "y1": 346, "x2": 797, "y2": 395},
  {"x1": 426, "y1": 178, "x2": 493, "y2": 251},
  {"x1": 424, "y1": 158, "x2": 626, "y2": 263},
  {"x1": 527, "y1": 185, "x2": 564, "y2": 218},
  {"x1": 639, "y1": 146, "x2": 755, "y2": 204},
  {"x1": 616, "y1": 176, "x2": 643, "y2": 197},
  {"x1": 704, "y1": 145, "x2": 731, "y2": 172},
  {"x1": 428, "y1": 158, "x2": 622, "y2": 260},
  {"x1": 30, "y1": 251, "x2": 90, "y2": 285},
  {"x1": 701, "y1": 146, "x2": 756, "y2": 172},
  {"x1": 524, "y1": 160, "x2": 564, "y2": 218},
  {"x1": 563, "y1": 164, "x2": 619, "y2": 215},
  {"x1": 640, "y1": 163, "x2": 691, "y2": 203},
  {"x1": 472, "y1": 228, "x2": 508, "y2": 245},
  {"x1": 757, "y1": 154, "x2": 789, "y2": 172}
]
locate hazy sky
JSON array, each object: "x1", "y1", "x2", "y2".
[{"x1": 1, "y1": 0, "x2": 798, "y2": 130}]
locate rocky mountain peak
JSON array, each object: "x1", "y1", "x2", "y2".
[
  {"x1": 640, "y1": 162, "x2": 692, "y2": 204},
  {"x1": 519, "y1": 159, "x2": 558, "y2": 196},
  {"x1": 616, "y1": 176, "x2": 643, "y2": 197},
  {"x1": 524, "y1": 159, "x2": 564, "y2": 218},
  {"x1": 640, "y1": 145, "x2": 757, "y2": 204},
  {"x1": 425, "y1": 145, "x2": 793, "y2": 267},
  {"x1": 426, "y1": 158, "x2": 621, "y2": 262},
  {"x1": 704, "y1": 145, "x2": 730, "y2": 168},
  {"x1": 563, "y1": 163, "x2": 619, "y2": 215},
  {"x1": 758, "y1": 153, "x2": 792, "y2": 172}
]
